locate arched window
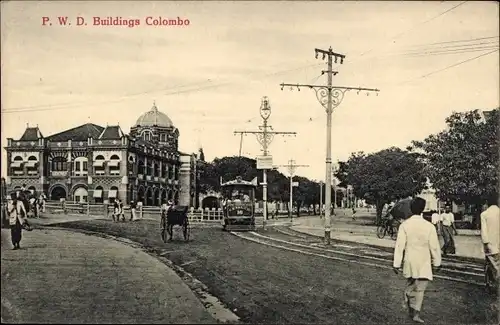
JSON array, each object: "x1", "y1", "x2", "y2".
[
  {"x1": 74, "y1": 187, "x2": 88, "y2": 203},
  {"x1": 162, "y1": 164, "x2": 168, "y2": 178},
  {"x1": 94, "y1": 155, "x2": 105, "y2": 175},
  {"x1": 10, "y1": 156, "x2": 24, "y2": 175},
  {"x1": 109, "y1": 155, "x2": 120, "y2": 175},
  {"x1": 108, "y1": 186, "x2": 119, "y2": 203},
  {"x1": 74, "y1": 157, "x2": 88, "y2": 176},
  {"x1": 141, "y1": 130, "x2": 152, "y2": 142},
  {"x1": 94, "y1": 185, "x2": 104, "y2": 204},
  {"x1": 137, "y1": 160, "x2": 145, "y2": 175},
  {"x1": 52, "y1": 157, "x2": 67, "y2": 171},
  {"x1": 154, "y1": 163, "x2": 160, "y2": 177}
]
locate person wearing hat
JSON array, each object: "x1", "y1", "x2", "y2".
[{"x1": 8, "y1": 192, "x2": 28, "y2": 250}]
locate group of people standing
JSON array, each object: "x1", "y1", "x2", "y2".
[
  {"x1": 430, "y1": 206, "x2": 458, "y2": 256},
  {"x1": 111, "y1": 199, "x2": 142, "y2": 222},
  {"x1": 393, "y1": 196, "x2": 499, "y2": 323}
]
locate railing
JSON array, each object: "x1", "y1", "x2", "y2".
[{"x1": 43, "y1": 201, "x2": 227, "y2": 223}]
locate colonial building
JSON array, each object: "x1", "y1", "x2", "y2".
[{"x1": 4, "y1": 103, "x2": 198, "y2": 206}]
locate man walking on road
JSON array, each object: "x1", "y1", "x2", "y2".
[
  {"x1": 7, "y1": 193, "x2": 28, "y2": 249},
  {"x1": 393, "y1": 197, "x2": 441, "y2": 323}
]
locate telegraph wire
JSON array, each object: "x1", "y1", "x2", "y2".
[
  {"x1": 2, "y1": 62, "x2": 323, "y2": 114},
  {"x1": 357, "y1": 1, "x2": 468, "y2": 58},
  {"x1": 402, "y1": 46, "x2": 499, "y2": 58},
  {"x1": 393, "y1": 48, "x2": 499, "y2": 86},
  {"x1": 406, "y1": 35, "x2": 499, "y2": 48},
  {"x1": 1, "y1": 79, "x2": 214, "y2": 112}
]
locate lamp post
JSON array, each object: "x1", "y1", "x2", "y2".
[
  {"x1": 259, "y1": 97, "x2": 271, "y2": 224},
  {"x1": 234, "y1": 97, "x2": 296, "y2": 227}
]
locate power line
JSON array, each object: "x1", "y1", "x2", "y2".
[
  {"x1": 1, "y1": 80, "x2": 214, "y2": 112},
  {"x1": 406, "y1": 35, "x2": 499, "y2": 48},
  {"x1": 348, "y1": 39, "x2": 498, "y2": 62},
  {"x1": 401, "y1": 40, "x2": 499, "y2": 53},
  {"x1": 402, "y1": 46, "x2": 499, "y2": 58},
  {"x1": 2, "y1": 62, "x2": 323, "y2": 114},
  {"x1": 357, "y1": 1, "x2": 468, "y2": 57},
  {"x1": 395, "y1": 48, "x2": 499, "y2": 86}
]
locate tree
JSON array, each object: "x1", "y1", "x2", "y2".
[
  {"x1": 335, "y1": 147, "x2": 427, "y2": 223},
  {"x1": 197, "y1": 155, "x2": 324, "y2": 215},
  {"x1": 412, "y1": 109, "x2": 499, "y2": 210},
  {"x1": 197, "y1": 161, "x2": 219, "y2": 194}
]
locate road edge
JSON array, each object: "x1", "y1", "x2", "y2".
[
  {"x1": 36, "y1": 226, "x2": 241, "y2": 324},
  {"x1": 285, "y1": 226, "x2": 485, "y2": 264}
]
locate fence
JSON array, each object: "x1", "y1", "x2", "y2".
[{"x1": 43, "y1": 201, "x2": 230, "y2": 223}]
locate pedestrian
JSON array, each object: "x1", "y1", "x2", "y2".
[
  {"x1": 480, "y1": 195, "x2": 499, "y2": 285},
  {"x1": 7, "y1": 193, "x2": 28, "y2": 250},
  {"x1": 351, "y1": 206, "x2": 357, "y2": 221},
  {"x1": 393, "y1": 197, "x2": 441, "y2": 323},
  {"x1": 431, "y1": 210, "x2": 441, "y2": 233},
  {"x1": 441, "y1": 206, "x2": 457, "y2": 256},
  {"x1": 130, "y1": 200, "x2": 138, "y2": 221},
  {"x1": 39, "y1": 192, "x2": 47, "y2": 212},
  {"x1": 113, "y1": 199, "x2": 124, "y2": 222}
]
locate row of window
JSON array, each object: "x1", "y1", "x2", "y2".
[{"x1": 140, "y1": 130, "x2": 176, "y2": 143}]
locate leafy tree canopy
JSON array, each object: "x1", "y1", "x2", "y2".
[
  {"x1": 335, "y1": 147, "x2": 427, "y2": 219},
  {"x1": 412, "y1": 109, "x2": 499, "y2": 206}
]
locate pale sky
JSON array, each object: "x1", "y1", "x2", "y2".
[{"x1": 1, "y1": 1, "x2": 499, "y2": 181}]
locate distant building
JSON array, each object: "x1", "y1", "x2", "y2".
[{"x1": 3, "y1": 103, "x2": 199, "y2": 206}]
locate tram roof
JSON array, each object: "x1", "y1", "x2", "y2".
[{"x1": 221, "y1": 178, "x2": 256, "y2": 187}]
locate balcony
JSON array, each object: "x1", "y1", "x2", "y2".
[
  {"x1": 72, "y1": 171, "x2": 88, "y2": 177},
  {"x1": 174, "y1": 180, "x2": 179, "y2": 185},
  {"x1": 168, "y1": 179, "x2": 173, "y2": 185},
  {"x1": 154, "y1": 176, "x2": 159, "y2": 182},
  {"x1": 27, "y1": 170, "x2": 39, "y2": 176},
  {"x1": 138, "y1": 174, "x2": 144, "y2": 180},
  {"x1": 146, "y1": 175, "x2": 152, "y2": 181},
  {"x1": 51, "y1": 171, "x2": 68, "y2": 177},
  {"x1": 160, "y1": 177, "x2": 166, "y2": 183}
]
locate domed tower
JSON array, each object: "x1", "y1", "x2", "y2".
[{"x1": 129, "y1": 102, "x2": 179, "y2": 151}]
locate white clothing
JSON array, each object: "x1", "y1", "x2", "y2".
[
  {"x1": 8, "y1": 200, "x2": 27, "y2": 226},
  {"x1": 393, "y1": 214, "x2": 442, "y2": 280},
  {"x1": 441, "y1": 212, "x2": 455, "y2": 227},
  {"x1": 431, "y1": 213, "x2": 441, "y2": 225},
  {"x1": 480, "y1": 205, "x2": 500, "y2": 255}
]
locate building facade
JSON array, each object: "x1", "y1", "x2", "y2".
[{"x1": 3, "y1": 103, "x2": 198, "y2": 206}]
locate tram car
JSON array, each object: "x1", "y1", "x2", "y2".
[{"x1": 220, "y1": 176, "x2": 256, "y2": 231}]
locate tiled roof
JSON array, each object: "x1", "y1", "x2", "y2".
[
  {"x1": 19, "y1": 127, "x2": 43, "y2": 141},
  {"x1": 47, "y1": 123, "x2": 104, "y2": 142},
  {"x1": 99, "y1": 125, "x2": 125, "y2": 139}
]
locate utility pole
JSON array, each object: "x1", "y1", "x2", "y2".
[
  {"x1": 238, "y1": 133, "x2": 244, "y2": 157},
  {"x1": 276, "y1": 159, "x2": 309, "y2": 221},
  {"x1": 234, "y1": 97, "x2": 296, "y2": 227},
  {"x1": 281, "y1": 47, "x2": 379, "y2": 245}
]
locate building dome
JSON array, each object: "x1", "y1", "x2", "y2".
[{"x1": 134, "y1": 102, "x2": 174, "y2": 128}]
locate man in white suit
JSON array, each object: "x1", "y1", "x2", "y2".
[
  {"x1": 480, "y1": 196, "x2": 499, "y2": 284},
  {"x1": 393, "y1": 197, "x2": 441, "y2": 323}
]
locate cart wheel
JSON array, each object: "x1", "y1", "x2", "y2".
[{"x1": 376, "y1": 225, "x2": 386, "y2": 239}]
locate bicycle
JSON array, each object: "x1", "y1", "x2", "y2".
[{"x1": 376, "y1": 218, "x2": 399, "y2": 240}]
